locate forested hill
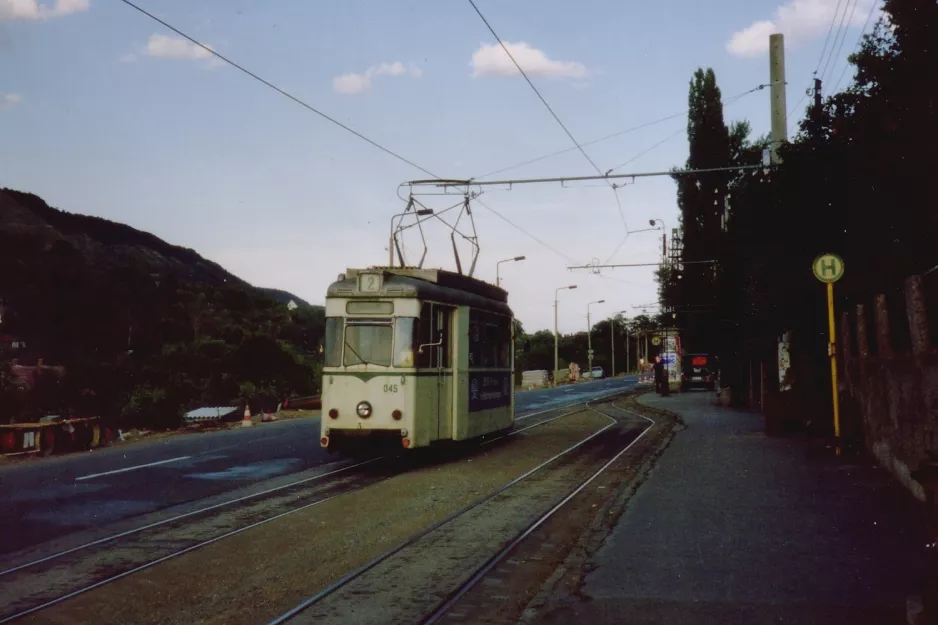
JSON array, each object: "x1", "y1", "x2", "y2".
[
  {"x1": 257, "y1": 288, "x2": 314, "y2": 308},
  {"x1": 0, "y1": 188, "x2": 325, "y2": 427},
  {"x1": 0, "y1": 189, "x2": 249, "y2": 287}
]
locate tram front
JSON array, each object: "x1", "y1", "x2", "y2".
[{"x1": 319, "y1": 269, "x2": 428, "y2": 454}]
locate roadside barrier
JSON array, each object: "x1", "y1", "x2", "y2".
[
  {"x1": 281, "y1": 395, "x2": 321, "y2": 410},
  {"x1": 0, "y1": 417, "x2": 114, "y2": 457}
]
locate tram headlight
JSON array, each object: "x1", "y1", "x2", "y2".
[{"x1": 356, "y1": 401, "x2": 372, "y2": 418}]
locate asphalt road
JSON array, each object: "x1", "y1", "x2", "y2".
[{"x1": 0, "y1": 376, "x2": 636, "y2": 557}]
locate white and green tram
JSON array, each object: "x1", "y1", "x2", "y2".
[{"x1": 320, "y1": 266, "x2": 515, "y2": 453}]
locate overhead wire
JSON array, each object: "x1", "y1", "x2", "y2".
[
  {"x1": 475, "y1": 83, "x2": 769, "y2": 181},
  {"x1": 119, "y1": 0, "x2": 711, "y2": 285},
  {"x1": 789, "y1": 0, "x2": 850, "y2": 133},
  {"x1": 466, "y1": 0, "x2": 605, "y2": 181},
  {"x1": 819, "y1": 0, "x2": 854, "y2": 80},
  {"x1": 594, "y1": 85, "x2": 765, "y2": 262},
  {"x1": 474, "y1": 197, "x2": 580, "y2": 265},
  {"x1": 606, "y1": 126, "x2": 686, "y2": 174},
  {"x1": 119, "y1": 0, "x2": 590, "y2": 273},
  {"x1": 465, "y1": 0, "x2": 630, "y2": 253},
  {"x1": 475, "y1": 111, "x2": 687, "y2": 180},
  {"x1": 117, "y1": 0, "x2": 439, "y2": 179},
  {"x1": 814, "y1": 0, "x2": 846, "y2": 76},
  {"x1": 834, "y1": 0, "x2": 881, "y2": 92},
  {"x1": 824, "y1": 0, "x2": 861, "y2": 83}
]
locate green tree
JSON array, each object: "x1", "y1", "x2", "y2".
[{"x1": 665, "y1": 68, "x2": 736, "y2": 353}]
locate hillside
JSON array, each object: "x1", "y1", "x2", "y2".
[
  {"x1": 0, "y1": 188, "x2": 325, "y2": 426},
  {"x1": 0, "y1": 189, "x2": 250, "y2": 287},
  {"x1": 257, "y1": 288, "x2": 314, "y2": 308}
]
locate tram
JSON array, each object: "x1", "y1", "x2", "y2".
[{"x1": 320, "y1": 266, "x2": 515, "y2": 453}]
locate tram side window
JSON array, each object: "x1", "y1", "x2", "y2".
[
  {"x1": 468, "y1": 312, "x2": 481, "y2": 367},
  {"x1": 415, "y1": 304, "x2": 433, "y2": 368},
  {"x1": 491, "y1": 315, "x2": 511, "y2": 368},
  {"x1": 469, "y1": 310, "x2": 511, "y2": 369},
  {"x1": 324, "y1": 317, "x2": 342, "y2": 367},
  {"x1": 484, "y1": 323, "x2": 499, "y2": 367},
  {"x1": 435, "y1": 306, "x2": 452, "y2": 368},
  {"x1": 413, "y1": 303, "x2": 451, "y2": 368},
  {"x1": 393, "y1": 317, "x2": 417, "y2": 368}
]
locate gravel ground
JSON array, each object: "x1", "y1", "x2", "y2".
[
  {"x1": 288, "y1": 410, "x2": 648, "y2": 624},
  {"x1": 1, "y1": 460, "x2": 390, "y2": 620},
  {"x1": 18, "y1": 409, "x2": 611, "y2": 625}
]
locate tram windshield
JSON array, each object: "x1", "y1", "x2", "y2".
[
  {"x1": 324, "y1": 316, "x2": 418, "y2": 368},
  {"x1": 345, "y1": 321, "x2": 393, "y2": 366}
]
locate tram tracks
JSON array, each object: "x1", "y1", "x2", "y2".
[
  {"x1": 0, "y1": 457, "x2": 395, "y2": 624},
  {"x1": 0, "y1": 393, "x2": 633, "y2": 624},
  {"x1": 266, "y1": 397, "x2": 657, "y2": 625}
]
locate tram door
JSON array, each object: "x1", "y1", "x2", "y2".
[{"x1": 432, "y1": 305, "x2": 454, "y2": 441}]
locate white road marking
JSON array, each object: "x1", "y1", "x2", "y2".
[
  {"x1": 74, "y1": 456, "x2": 193, "y2": 481},
  {"x1": 4, "y1": 457, "x2": 381, "y2": 578}
]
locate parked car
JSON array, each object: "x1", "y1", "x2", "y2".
[
  {"x1": 590, "y1": 366, "x2": 604, "y2": 379},
  {"x1": 680, "y1": 353, "x2": 716, "y2": 391}
]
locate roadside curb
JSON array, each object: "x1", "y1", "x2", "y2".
[{"x1": 516, "y1": 396, "x2": 682, "y2": 624}]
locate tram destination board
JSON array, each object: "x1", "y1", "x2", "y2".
[{"x1": 468, "y1": 371, "x2": 512, "y2": 412}]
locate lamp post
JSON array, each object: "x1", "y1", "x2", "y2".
[
  {"x1": 496, "y1": 255, "x2": 526, "y2": 288},
  {"x1": 587, "y1": 300, "x2": 605, "y2": 376},
  {"x1": 554, "y1": 285, "x2": 578, "y2": 383},
  {"x1": 388, "y1": 208, "x2": 433, "y2": 266}
]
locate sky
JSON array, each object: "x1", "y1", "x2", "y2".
[{"x1": 0, "y1": 0, "x2": 882, "y2": 334}]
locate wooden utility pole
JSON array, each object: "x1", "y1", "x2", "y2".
[{"x1": 769, "y1": 33, "x2": 788, "y2": 164}]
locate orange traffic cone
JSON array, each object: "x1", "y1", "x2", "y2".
[{"x1": 241, "y1": 404, "x2": 253, "y2": 428}]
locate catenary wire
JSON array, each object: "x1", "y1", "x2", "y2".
[
  {"x1": 118, "y1": 0, "x2": 439, "y2": 179},
  {"x1": 834, "y1": 0, "x2": 881, "y2": 92},
  {"x1": 824, "y1": 0, "x2": 861, "y2": 83},
  {"x1": 475, "y1": 83, "x2": 769, "y2": 181}
]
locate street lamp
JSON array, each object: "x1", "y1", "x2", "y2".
[
  {"x1": 388, "y1": 208, "x2": 433, "y2": 267},
  {"x1": 554, "y1": 285, "x2": 578, "y2": 383},
  {"x1": 496, "y1": 255, "x2": 526, "y2": 288},
  {"x1": 649, "y1": 218, "x2": 667, "y2": 260},
  {"x1": 587, "y1": 299, "x2": 605, "y2": 376}
]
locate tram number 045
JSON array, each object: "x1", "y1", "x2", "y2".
[{"x1": 383, "y1": 384, "x2": 399, "y2": 393}]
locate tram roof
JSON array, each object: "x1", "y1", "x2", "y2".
[{"x1": 328, "y1": 267, "x2": 511, "y2": 315}]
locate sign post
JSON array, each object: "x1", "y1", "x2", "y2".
[{"x1": 813, "y1": 253, "x2": 845, "y2": 455}]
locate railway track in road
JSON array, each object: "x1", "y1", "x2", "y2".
[
  {"x1": 0, "y1": 457, "x2": 395, "y2": 624},
  {"x1": 0, "y1": 392, "x2": 629, "y2": 624},
  {"x1": 266, "y1": 397, "x2": 656, "y2": 625}
]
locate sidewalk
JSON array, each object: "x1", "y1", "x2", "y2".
[{"x1": 545, "y1": 391, "x2": 925, "y2": 625}]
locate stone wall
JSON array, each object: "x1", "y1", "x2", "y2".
[{"x1": 842, "y1": 275, "x2": 937, "y2": 502}]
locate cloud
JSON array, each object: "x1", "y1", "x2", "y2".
[
  {"x1": 727, "y1": 0, "x2": 874, "y2": 57},
  {"x1": 470, "y1": 41, "x2": 588, "y2": 79},
  {"x1": 144, "y1": 33, "x2": 221, "y2": 67},
  {"x1": 0, "y1": 0, "x2": 88, "y2": 20},
  {"x1": 332, "y1": 61, "x2": 422, "y2": 95},
  {"x1": 0, "y1": 92, "x2": 21, "y2": 109},
  {"x1": 119, "y1": 52, "x2": 137, "y2": 63}
]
